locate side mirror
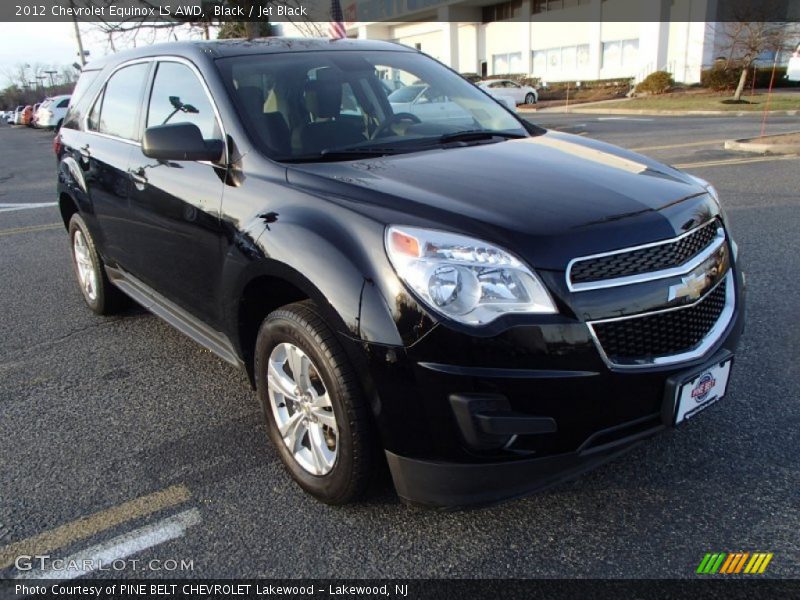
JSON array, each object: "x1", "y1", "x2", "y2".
[{"x1": 142, "y1": 122, "x2": 224, "y2": 162}]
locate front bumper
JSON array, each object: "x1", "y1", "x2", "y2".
[
  {"x1": 350, "y1": 268, "x2": 745, "y2": 508},
  {"x1": 387, "y1": 424, "x2": 656, "y2": 508}
]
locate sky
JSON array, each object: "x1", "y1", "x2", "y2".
[
  {"x1": 0, "y1": 23, "x2": 88, "y2": 86},
  {"x1": 0, "y1": 21, "x2": 212, "y2": 88}
]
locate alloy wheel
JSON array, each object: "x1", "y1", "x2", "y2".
[
  {"x1": 73, "y1": 230, "x2": 98, "y2": 302},
  {"x1": 266, "y1": 342, "x2": 339, "y2": 475}
]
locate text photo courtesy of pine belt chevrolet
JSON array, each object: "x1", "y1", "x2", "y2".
[{"x1": 55, "y1": 38, "x2": 744, "y2": 508}]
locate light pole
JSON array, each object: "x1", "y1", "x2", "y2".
[
  {"x1": 72, "y1": 15, "x2": 87, "y2": 67},
  {"x1": 44, "y1": 70, "x2": 57, "y2": 89}
]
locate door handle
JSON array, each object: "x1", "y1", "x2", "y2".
[{"x1": 128, "y1": 167, "x2": 147, "y2": 185}]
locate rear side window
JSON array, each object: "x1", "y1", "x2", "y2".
[
  {"x1": 91, "y1": 62, "x2": 150, "y2": 140},
  {"x1": 57, "y1": 99, "x2": 70, "y2": 108},
  {"x1": 61, "y1": 70, "x2": 100, "y2": 131},
  {"x1": 146, "y1": 62, "x2": 219, "y2": 139},
  {"x1": 68, "y1": 70, "x2": 100, "y2": 108}
]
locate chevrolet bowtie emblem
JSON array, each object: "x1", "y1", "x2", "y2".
[{"x1": 669, "y1": 272, "x2": 710, "y2": 302}]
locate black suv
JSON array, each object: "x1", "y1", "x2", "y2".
[{"x1": 56, "y1": 39, "x2": 744, "y2": 508}]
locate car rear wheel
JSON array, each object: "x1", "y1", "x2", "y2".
[
  {"x1": 255, "y1": 301, "x2": 373, "y2": 504},
  {"x1": 68, "y1": 213, "x2": 125, "y2": 315},
  {"x1": 525, "y1": 92, "x2": 536, "y2": 104}
]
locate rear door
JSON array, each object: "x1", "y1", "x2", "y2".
[
  {"x1": 80, "y1": 61, "x2": 151, "y2": 265},
  {"x1": 125, "y1": 59, "x2": 227, "y2": 326}
]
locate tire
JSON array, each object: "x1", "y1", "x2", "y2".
[
  {"x1": 68, "y1": 213, "x2": 124, "y2": 315},
  {"x1": 525, "y1": 92, "x2": 536, "y2": 105},
  {"x1": 255, "y1": 300, "x2": 373, "y2": 504}
]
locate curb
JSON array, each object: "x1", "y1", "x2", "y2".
[
  {"x1": 724, "y1": 134, "x2": 800, "y2": 154},
  {"x1": 519, "y1": 107, "x2": 800, "y2": 117}
]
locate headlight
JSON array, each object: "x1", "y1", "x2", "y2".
[{"x1": 385, "y1": 226, "x2": 556, "y2": 325}]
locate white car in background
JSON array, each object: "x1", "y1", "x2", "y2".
[
  {"x1": 388, "y1": 84, "x2": 474, "y2": 126},
  {"x1": 478, "y1": 79, "x2": 538, "y2": 105},
  {"x1": 787, "y1": 42, "x2": 800, "y2": 82},
  {"x1": 35, "y1": 94, "x2": 71, "y2": 130}
]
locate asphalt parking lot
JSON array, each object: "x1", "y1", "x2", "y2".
[{"x1": 0, "y1": 114, "x2": 798, "y2": 579}]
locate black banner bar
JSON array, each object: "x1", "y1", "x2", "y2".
[
  {"x1": 2, "y1": 0, "x2": 800, "y2": 23},
  {"x1": 3, "y1": 579, "x2": 800, "y2": 600}
]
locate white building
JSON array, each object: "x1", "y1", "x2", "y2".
[{"x1": 329, "y1": 0, "x2": 735, "y2": 84}]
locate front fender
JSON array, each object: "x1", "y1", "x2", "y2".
[{"x1": 220, "y1": 201, "x2": 437, "y2": 353}]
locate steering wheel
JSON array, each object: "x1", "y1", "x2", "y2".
[{"x1": 371, "y1": 112, "x2": 421, "y2": 139}]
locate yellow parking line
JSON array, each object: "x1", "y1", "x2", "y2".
[
  {"x1": 631, "y1": 139, "x2": 725, "y2": 151},
  {"x1": 0, "y1": 485, "x2": 190, "y2": 569},
  {"x1": 0, "y1": 223, "x2": 62, "y2": 237},
  {"x1": 674, "y1": 154, "x2": 799, "y2": 169}
]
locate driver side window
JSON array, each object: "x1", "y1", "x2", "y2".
[{"x1": 147, "y1": 61, "x2": 220, "y2": 139}]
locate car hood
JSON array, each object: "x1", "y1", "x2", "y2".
[{"x1": 286, "y1": 131, "x2": 720, "y2": 270}]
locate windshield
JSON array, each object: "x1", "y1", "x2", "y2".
[
  {"x1": 388, "y1": 85, "x2": 424, "y2": 103},
  {"x1": 216, "y1": 49, "x2": 527, "y2": 161}
]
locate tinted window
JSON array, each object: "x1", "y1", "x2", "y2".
[
  {"x1": 57, "y1": 98, "x2": 70, "y2": 108},
  {"x1": 97, "y1": 62, "x2": 149, "y2": 140},
  {"x1": 87, "y1": 93, "x2": 101, "y2": 131},
  {"x1": 147, "y1": 62, "x2": 219, "y2": 139},
  {"x1": 218, "y1": 50, "x2": 525, "y2": 159},
  {"x1": 68, "y1": 70, "x2": 99, "y2": 108}
]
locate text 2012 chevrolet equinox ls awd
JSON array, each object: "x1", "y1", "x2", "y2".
[{"x1": 56, "y1": 39, "x2": 744, "y2": 508}]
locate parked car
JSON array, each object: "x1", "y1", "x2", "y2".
[
  {"x1": 478, "y1": 79, "x2": 538, "y2": 104},
  {"x1": 32, "y1": 99, "x2": 50, "y2": 127},
  {"x1": 30, "y1": 102, "x2": 42, "y2": 127},
  {"x1": 787, "y1": 41, "x2": 800, "y2": 82},
  {"x1": 11, "y1": 105, "x2": 24, "y2": 124},
  {"x1": 19, "y1": 105, "x2": 33, "y2": 126},
  {"x1": 36, "y1": 94, "x2": 71, "y2": 130},
  {"x1": 387, "y1": 83, "x2": 474, "y2": 126},
  {"x1": 56, "y1": 39, "x2": 743, "y2": 508}
]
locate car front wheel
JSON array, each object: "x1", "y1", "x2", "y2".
[
  {"x1": 254, "y1": 301, "x2": 373, "y2": 504},
  {"x1": 525, "y1": 92, "x2": 536, "y2": 104}
]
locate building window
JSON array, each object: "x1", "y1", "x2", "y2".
[
  {"x1": 483, "y1": 0, "x2": 523, "y2": 23},
  {"x1": 576, "y1": 44, "x2": 590, "y2": 68},
  {"x1": 532, "y1": 44, "x2": 591, "y2": 76},
  {"x1": 532, "y1": 0, "x2": 590, "y2": 14},
  {"x1": 602, "y1": 38, "x2": 639, "y2": 69},
  {"x1": 492, "y1": 52, "x2": 523, "y2": 74}
]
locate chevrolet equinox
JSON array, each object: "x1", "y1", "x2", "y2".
[{"x1": 56, "y1": 39, "x2": 744, "y2": 508}]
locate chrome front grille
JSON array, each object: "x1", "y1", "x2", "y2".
[
  {"x1": 591, "y1": 276, "x2": 729, "y2": 366},
  {"x1": 568, "y1": 219, "x2": 736, "y2": 368},
  {"x1": 567, "y1": 219, "x2": 725, "y2": 292}
]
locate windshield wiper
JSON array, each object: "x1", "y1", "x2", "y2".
[
  {"x1": 437, "y1": 130, "x2": 528, "y2": 144},
  {"x1": 278, "y1": 147, "x2": 404, "y2": 163}
]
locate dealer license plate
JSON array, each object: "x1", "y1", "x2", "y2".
[{"x1": 673, "y1": 358, "x2": 732, "y2": 425}]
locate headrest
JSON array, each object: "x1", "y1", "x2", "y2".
[
  {"x1": 304, "y1": 79, "x2": 342, "y2": 120},
  {"x1": 237, "y1": 86, "x2": 266, "y2": 116}
]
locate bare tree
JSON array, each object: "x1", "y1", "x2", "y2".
[
  {"x1": 289, "y1": 20, "x2": 327, "y2": 38},
  {"x1": 713, "y1": 1, "x2": 797, "y2": 100},
  {"x1": 71, "y1": 0, "x2": 321, "y2": 52}
]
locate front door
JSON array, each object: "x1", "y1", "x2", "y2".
[{"x1": 126, "y1": 60, "x2": 227, "y2": 327}]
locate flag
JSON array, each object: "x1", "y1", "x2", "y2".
[{"x1": 329, "y1": 0, "x2": 346, "y2": 39}]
